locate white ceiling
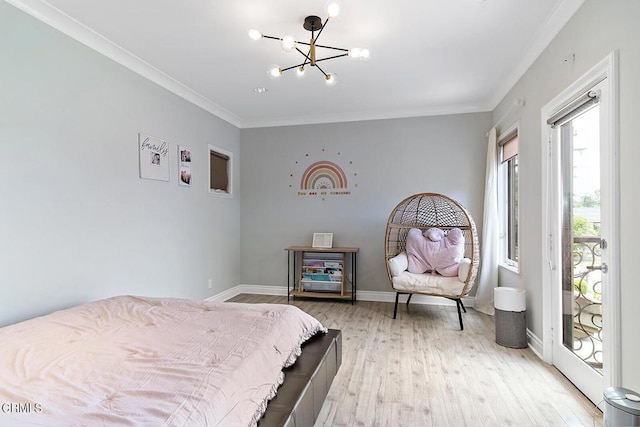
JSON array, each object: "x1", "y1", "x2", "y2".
[{"x1": 8, "y1": 0, "x2": 584, "y2": 128}]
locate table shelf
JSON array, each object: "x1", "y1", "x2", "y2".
[{"x1": 285, "y1": 246, "x2": 358, "y2": 304}]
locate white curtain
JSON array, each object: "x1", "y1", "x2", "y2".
[{"x1": 474, "y1": 127, "x2": 498, "y2": 315}]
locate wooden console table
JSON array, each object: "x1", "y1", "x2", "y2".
[{"x1": 285, "y1": 246, "x2": 358, "y2": 304}]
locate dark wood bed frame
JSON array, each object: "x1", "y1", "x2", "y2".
[{"x1": 259, "y1": 329, "x2": 342, "y2": 427}]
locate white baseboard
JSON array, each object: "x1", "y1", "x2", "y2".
[
  {"x1": 526, "y1": 328, "x2": 545, "y2": 360},
  {"x1": 206, "y1": 284, "x2": 475, "y2": 307},
  {"x1": 205, "y1": 285, "x2": 288, "y2": 302}
]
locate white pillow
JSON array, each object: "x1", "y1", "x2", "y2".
[
  {"x1": 458, "y1": 257, "x2": 472, "y2": 282},
  {"x1": 388, "y1": 252, "x2": 408, "y2": 277}
]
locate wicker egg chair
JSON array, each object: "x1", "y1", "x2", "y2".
[{"x1": 384, "y1": 193, "x2": 479, "y2": 330}]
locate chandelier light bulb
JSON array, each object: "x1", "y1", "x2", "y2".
[
  {"x1": 281, "y1": 35, "x2": 296, "y2": 52},
  {"x1": 348, "y1": 48, "x2": 370, "y2": 59},
  {"x1": 248, "y1": 29, "x2": 262, "y2": 40},
  {"x1": 296, "y1": 66, "x2": 306, "y2": 78},
  {"x1": 325, "y1": 73, "x2": 337, "y2": 86},
  {"x1": 268, "y1": 65, "x2": 282, "y2": 78},
  {"x1": 327, "y1": 2, "x2": 340, "y2": 18},
  {"x1": 348, "y1": 48, "x2": 362, "y2": 58}
]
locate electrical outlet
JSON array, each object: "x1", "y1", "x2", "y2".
[
  {"x1": 208, "y1": 279, "x2": 213, "y2": 289},
  {"x1": 348, "y1": 273, "x2": 353, "y2": 282}
]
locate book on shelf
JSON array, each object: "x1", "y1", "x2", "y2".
[
  {"x1": 324, "y1": 261, "x2": 341, "y2": 268},
  {"x1": 303, "y1": 267, "x2": 327, "y2": 274},
  {"x1": 305, "y1": 261, "x2": 325, "y2": 267},
  {"x1": 326, "y1": 268, "x2": 342, "y2": 281},
  {"x1": 302, "y1": 273, "x2": 332, "y2": 282}
]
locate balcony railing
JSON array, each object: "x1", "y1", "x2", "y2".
[{"x1": 571, "y1": 236, "x2": 603, "y2": 372}]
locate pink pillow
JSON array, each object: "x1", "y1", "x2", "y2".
[{"x1": 405, "y1": 227, "x2": 465, "y2": 276}]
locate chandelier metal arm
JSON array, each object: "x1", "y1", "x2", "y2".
[
  {"x1": 260, "y1": 34, "x2": 348, "y2": 53},
  {"x1": 261, "y1": 35, "x2": 282, "y2": 42},
  {"x1": 312, "y1": 17, "x2": 330, "y2": 44},
  {"x1": 280, "y1": 53, "x2": 347, "y2": 78},
  {"x1": 294, "y1": 41, "x2": 349, "y2": 52},
  {"x1": 314, "y1": 44, "x2": 349, "y2": 52},
  {"x1": 313, "y1": 62, "x2": 329, "y2": 78},
  {"x1": 261, "y1": 32, "x2": 349, "y2": 50},
  {"x1": 295, "y1": 47, "x2": 311, "y2": 67},
  {"x1": 280, "y1": 62, "x2": 307, "y2": 73},
  {"x1": 294, "y1": 47, "x2": 347, "y2": 64},
  {"x1": 311, "y1": 53, "x2": 349, "y2": 63}
]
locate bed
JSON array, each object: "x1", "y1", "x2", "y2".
[{"x1": 0, "y1": 295, "x2": 341, "y2": 426}]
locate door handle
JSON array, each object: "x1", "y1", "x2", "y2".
[{"x1": 586, "y1": 263, "x2": 608, "y2": 274}]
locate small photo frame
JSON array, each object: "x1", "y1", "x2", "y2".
[
  {"x1": 178, "y1": 145, "x2": 192, "y2": 187},
  {"x1": 312, "y1": 233, "x2": 333, "y2": 248}
]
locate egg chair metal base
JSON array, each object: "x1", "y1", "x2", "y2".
[{"x1": 392, "y1": 292, "x2": 467, "y2": 330}]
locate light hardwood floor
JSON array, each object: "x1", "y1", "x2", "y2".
[{"x1": 228, "y1": 294, "x2": 603, "y2": 427}]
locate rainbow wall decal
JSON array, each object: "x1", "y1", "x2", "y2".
[{"x1": 300, "y1": 161, "x2": 348, "y2": 190}]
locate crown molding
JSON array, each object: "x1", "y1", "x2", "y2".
[
  {"x1": 486, "y1": 0, "x2": 585, "y2": 110},
  {"x1": 5, "y1": 0, "x2": 242, "y2": 128},
  {"x1": 240, "y1": 104, "x2": 491, "y2": 129}
]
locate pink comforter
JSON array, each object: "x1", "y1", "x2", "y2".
[{"x1": 0, "y1": 295, "x2": 326, "y2": 426}]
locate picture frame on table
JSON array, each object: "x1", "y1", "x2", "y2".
[{"x1": 312, "y1": 233, "x2": 333, "y2": 249}]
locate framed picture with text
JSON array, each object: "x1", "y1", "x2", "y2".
[
  {"x1": 139, "y1": 133, "x2": 170, "y2": 181},
  {"x1": 312, "y1": 233, "x2": 333, "y2": 248}
]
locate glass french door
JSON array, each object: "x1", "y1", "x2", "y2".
[{"x1": 549, "y1": 79, "x2": 611, "y2": 405}]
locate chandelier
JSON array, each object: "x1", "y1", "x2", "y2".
[{"x1": 248, "y1": 2, "x2": 369, "y2": 86}]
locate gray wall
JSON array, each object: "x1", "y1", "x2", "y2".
[
  {"x1": 492, "y1": 0, "x2": 640, "y2": 390},
  {"x1": 239, "y1": 114, "x2": 490, "y2": 292},
  {"x1": 0, "y1": 2, "x2": 241, "y2": 326}
]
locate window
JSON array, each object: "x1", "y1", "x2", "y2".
[
  {"x1": 208, "y1": 145, "x2": 233, "y2": 197},
  {"x1": 498, "y1": 126, "x2": 519, "y2": 268}
]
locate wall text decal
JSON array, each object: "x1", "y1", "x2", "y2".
[{"x1": 290, "y1": 149, "x2": 358, "y2": 201}]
